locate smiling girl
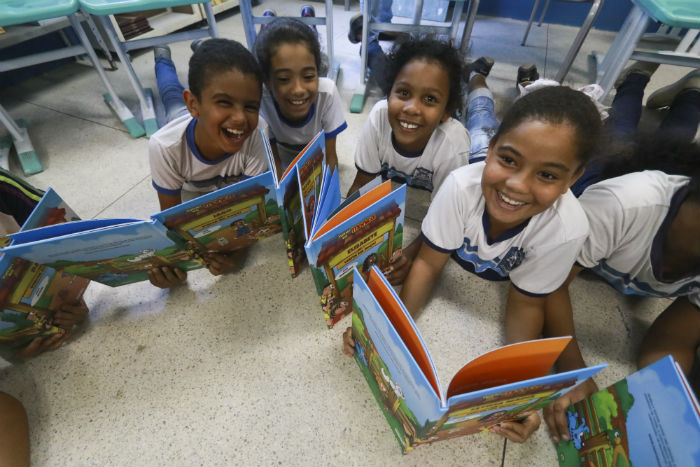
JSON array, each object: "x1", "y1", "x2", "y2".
[
  {"x1": 347, "y1": 37, "x2": 469, "y2": 197},
  {"x1": 254, "y1": 18, "x2": 347, "y2": 173}
]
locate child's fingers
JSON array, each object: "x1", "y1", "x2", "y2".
[
  {"x1": 204, "y1": 252, "x2": 236, "y2": 276},
  {"x1": 342, "y1": 327, "x2": 355, "y2": 357},
  {"x1": 148, "y1": 267, "x2": 186, "y2": 288},
  {"x1": 490, "y1": 412, "x2": 541, "y2": 444},
  {"x1": 53, "y1": 300, "x2": 90, "y2": 329},
  {"x1": 543, "y1": 396, "x2": 571, "y2": 443},
  {"x1": 18, "y1": 333, "x2": 67, "y2": 359},
  {"x1": 386, "y1": 255, "x2": 410, "y2": 286}
]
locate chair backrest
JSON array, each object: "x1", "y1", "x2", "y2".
[
  {"x1": 78, "y1": 0, "x2": 209, "y2": 16},
  {"x1": 0, "y1": 0, "x2": 78, "y2": 27}
]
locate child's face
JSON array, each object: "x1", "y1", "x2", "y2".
[
  {"x1": 268, "y1": 43, "x2": 319, "y2": 124},
  {"x1": 387, "y1": 58, "x2": 450, "y2": 154},
  {"x1": 481, "y1": 119, "x2": 583, "y2": 237},
  {"x1": 184, "y1": 69, "x2": 261, "y2": 160}
]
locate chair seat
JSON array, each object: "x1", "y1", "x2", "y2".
[
  {"x1": 633, "y1": 0, "x2": 700, "y2": 29},
  {"x1": 0, "y1": 0, "x2": 78, "y2": 27},
  {"x1": 79, "y1": 0, "x2": 207, "y2": 15}
]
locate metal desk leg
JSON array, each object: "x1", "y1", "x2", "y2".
[{"x1": 0, "y1": 105, "x2": 41, "y2": 175}]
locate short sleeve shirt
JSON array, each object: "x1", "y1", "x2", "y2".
[
  {"x1": 148, "y1": 114, "x2": 269, "y2": 195},
  {"x1": 354, "y1": 99, "x2": 470, "y2": 195},
  {"x1": 421, "y1": 162, "x2": 589, "y2": 296}
]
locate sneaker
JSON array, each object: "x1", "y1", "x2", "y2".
[
  {"x1": 614, "y1": 60, "x2": 660, "y2": 88},
  {"x1": 646, "y1": 69, "x2": 700, "y2": 109},
  {"x1": 190, "y1": 38, "x2": 206, "y2": 53},
  {"x1": 260, "y1": 9, "x2": 276, "y2": 31},
  {"x1": 348, "y1": 13, "x2": 362, "y2": 44},
  {"x1": 465, "y1": 56, "x2": 494, "y2": 80},
  {"x1": 300, "y1": 5, "x2": 317, "y2": 33},
  {"x1": 516, "y1": 63, "x2": 539, "y2": 87},
  {"x1": 153, "y1": 45, "x2": 171, "y2": 61}
]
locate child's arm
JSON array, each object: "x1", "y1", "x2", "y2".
[
  {"x1": 52, "y1": 298, "x2": 89, "y2": 331},
  {"x1": 489, "y1": 412, "x2": 541, "y2": 444},
  {"x1": 399, "y1": 241, "x2": 451, "y2": 317},
  {"x1": 385, "y1": 236, "x2": 422, "y2": 285},
  {"x1": 325, "y1": 137, "x2": 339, "y2": 174},
  {"x1": 157, "y1": 192, "x2": 181, "y2": 211},
  {"x1": 346, "y1": 171, "x2": 377, "y2": 198}
]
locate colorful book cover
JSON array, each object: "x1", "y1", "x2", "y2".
[
  {"x1": 20, "y1": 187, "x2": 80, "y2": 232},
  {"x1": 263, "y1": 129, "x2": 326, "y2": 278},
  {"x1": 152, "y1": 171, "x2": 282, "y2": 256},
  {"x1": 2, "y1": 219, "x2": 201, "y2": 287},
  {"x1": 351, "y1": 266, "x2": 606, "y2": 454},
  {"x1": 0, "y1": 189, "x2": 88, "y2": 348},
  {"x1": 305, "y1": 182, "x2": 406, "y2": 327},
  {"x1": 555, "y1": 355, "x2": 700, "y2": 467}
]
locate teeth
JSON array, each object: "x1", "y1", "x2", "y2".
[
  {"x1": 498, "y1": 191, "x2": 525, "y2": 206},
  {"x1": 224, "y1": 128, "x2": 244, "y2": 136},
  {"x1": 399, "y1": 121, "x2": 418, "y2": 129},
  {"x1": 291, "y1": 99, "x2": 306, "y2": 105}
]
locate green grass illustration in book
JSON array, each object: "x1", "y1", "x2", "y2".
[
  {"x1": 351, "y1": 266, "x2": 606, "y2": 453},
  {"x1": 1, "y1": 188, "x2": 88, "y2": 348},
  {"x1": 556, "y1": 355, "x2": 700, "y2": 467}
]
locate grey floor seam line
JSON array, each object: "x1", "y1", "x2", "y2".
[
  {"x1": 93, "y1": 173, "x2": 151, "y2": 219},
  {"x1": 14, "y1": 98, "x2": 130, "y2": 135}
]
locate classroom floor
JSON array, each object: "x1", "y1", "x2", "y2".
[{"x1": 0, "y1": 1, "x2": 695, "y2": 465}]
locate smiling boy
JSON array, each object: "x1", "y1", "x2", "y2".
[{"x1": 147, "y1": 39, "x2": 269, "y2": 288}]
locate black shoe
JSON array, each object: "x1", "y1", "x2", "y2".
[
  {"x1": 153, "y1": 45, "x2": 171, "y2": 60},
  {"x1": 517, "y1": 63, "x2": 539, "y2": 87},
  {"x1": 348, "y1": 13, "x2": 362, "y2": 44},
  {"x1": 465, "y1": 56, "x2": 494, "y2": 80},
  {"x1": 190, "y1": 38, "x2": 206, "y2": 53}
]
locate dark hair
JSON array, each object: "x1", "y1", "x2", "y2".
[
  {"x1": 493, "y1": 86, "x2": 603, "y2": 167},
  {"x1": 254, "y1": 17, "x2": 324, "y2": 81},
  {"x1": 188, "y1": 38, "x2": 263, "y2": 99},
  {"x1": 384, "y1": 37, "x2": 464, "y2": 115},
  {"x1": 599, "y1": 134, "x2": 700, "y2": 201}
]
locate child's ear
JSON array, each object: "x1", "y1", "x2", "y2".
[
  {"x1": 440, "y1": 110, "x2": 451, "y2": 123},
  {"x1": 564, "y1": 166, "x2": 586, "y2": 193},
  {"x1": 183, "y1": 89, "x2": 199, "y2": 118}
]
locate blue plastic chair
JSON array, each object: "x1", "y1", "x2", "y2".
[
  {"x1": 0, "y1": 0, "x2": 145, "y2": 174},
  {"x1": 596, "y1": 0, "x2": 700, "y2": 99},
  {"x1": 79, "y1": 0, "x2": 220, "y2": 137}
]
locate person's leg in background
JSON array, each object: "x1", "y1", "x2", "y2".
[
  {"x1": 464, "y1": 57, "x2": 498, "y2": 164},
  {"x1": 153, "y1": 46, "x2": 190, "y2": 124},
  {"x1": 651, "y1": 70, "x2": 700, "y2": 142}
]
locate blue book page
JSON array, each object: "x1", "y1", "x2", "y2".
[
  {"x1": 556, "y1": 356, "x2": 700, "y2": 467},
  {"x1": 151, "y1": 171, "x2": 282, "y2": 254},
  {"x1": 310, "y1": 166, "x2": 340, "y2": 240},
  {"x1": 305, "y1": 185, "x2": 406, "y2": 327},
  {"x1": 351, "y1": 267, "x2": 443, "y2": 452},
  {"x1": 8, "y1": 219, "x2": 139, "y2": 245},
  {"x1": 20, "y1": 188, "x2": 81, "y2": 232},
  {"x1": 260, "y1": 128, "x2": 279, "y2": 185},
  {"x1": 3, "y1": 221, "x2": 200, "y2": 287}
]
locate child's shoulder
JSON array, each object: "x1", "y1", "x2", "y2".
[
  {"x1": 318, "y1": 77, "x2": 339, "y2": 95},
  {"x1": 541, "y1": 190, "x2": 588, "y2": 242},
  {"x1": 441, "y1": 162, "x2": 484, "y2": 194},
  {"x1": 149, "y1": 114, "x2": 193, "y2": 149},
  {"x1": 434, "y1": 116, "x2": 470, "y2": 147},
  {"x1": 582, "y1": 170, "x2": 690, "y2": 210}
]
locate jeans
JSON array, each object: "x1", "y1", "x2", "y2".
[
  {"x1": 465, "y1": 87, "x2": 499, "y2": 164},
  {"x1": 155, "y1": 55, "x2": 190, "y2": 123},
  {"x1": 571, "y1": 72, "x2": 700, "y2": 196},
  {"x1": 361, "y1": 0, "x2": 393, "y2": 91}
]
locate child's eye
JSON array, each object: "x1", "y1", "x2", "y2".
[
  {"x1": 245, "y1": 104, "x2": 259, "y2": 112},
  {"x1": 423, "y1": 95, "x2": 437, "y2": 104},
  {"x1": 303, "y1": 73, "x2": 317, "y2": 80},
  {"x1": 276, "y1": 77, "x2": 290, "y2": 83},
  {"x1": 538, "y1": 171, "x2": 557, "y2": 181},
  {"x1": 217, "y1": 100, "x2": 232, "y2": 107},
  {"x1": 498, "y1": 155, "x2": 515, "y2": 166}
]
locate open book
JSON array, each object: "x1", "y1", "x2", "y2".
[
  {"x1": 351, "y1": 266, "x2": 607, "y2": 453},
  {"x1": 1, "y1": 131, "x2": 328, "y2": 288},
  {"x1": 555, "y1": 355, "x2": 700, "y2": 467},
  {"x1": 303, "y1": 167, "x2": 405, "y2": 327},
  {"x1": 1, "y1": 189, "x2": 89, "y2": 348}
]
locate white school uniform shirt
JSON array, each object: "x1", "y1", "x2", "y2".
[
  {"x1": 260, "y1": 77, "x2": 347, "y2": 165},
  {"x1": 577, "y1": 170, "x2": 700, "y2": 308},
  {"x1": 421, "y1": 162, "x2": 589, "y2": 296},
  {"x1": 354, "y1": 99, "x2": 470, "y2": 195},
  {"x1": 148, "y1": 114, "x2": 269, "y2": 196}
]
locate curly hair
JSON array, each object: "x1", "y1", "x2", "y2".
[
  {"x1": 383, "y1": 37, "x2": 464, "y2": 115},
  {"x1": 188, "y1": 38, "x2": 263, "y2": 99}
]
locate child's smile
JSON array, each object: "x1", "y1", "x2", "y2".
[
  {"x1": 185, "y1": 69, "x2": 261, "y2": 160},
  {"x1": 269, "y1": 43, "x2": 319, "y2": 124},
  {"x1": 481, "y1": 119, "x2": 583, "y2": 239},
  {"x1": 387, "y1": 58, "x2": 450, "y2": 154}
]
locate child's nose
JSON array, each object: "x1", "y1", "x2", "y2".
[
  {"x1": 505, "y1": 171, "x2": 529, "y2": 193},
  {"x1": 229, "y1": 105, "x2": 245, "y2": 123},
  {"x1": 403, "y1": 97, "x2": 420, "y2": 114}
]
